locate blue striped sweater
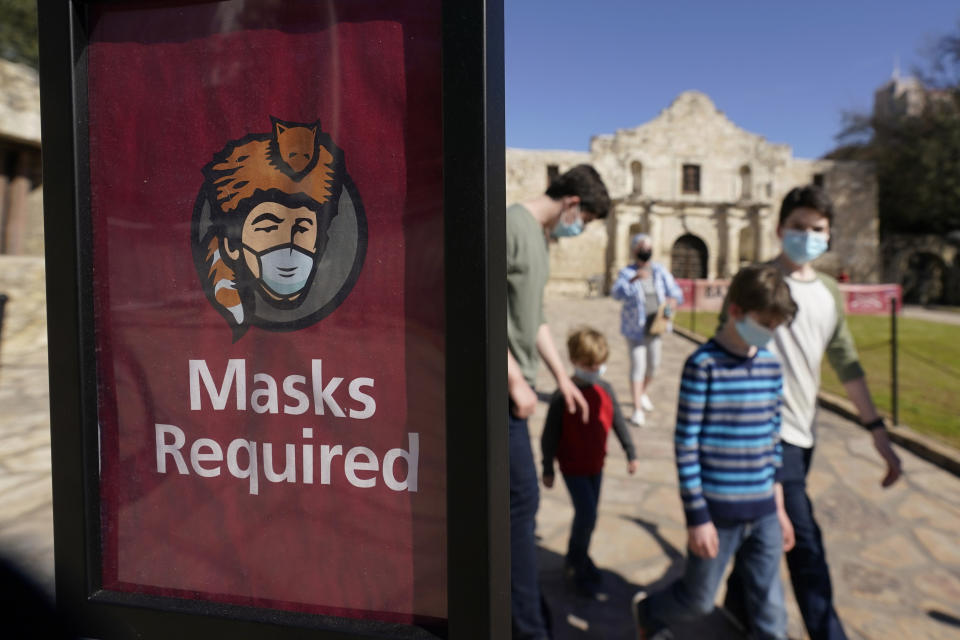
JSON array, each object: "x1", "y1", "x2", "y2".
[{"x1": 676, "y1": 339, "x2": 783, "y2": 527}]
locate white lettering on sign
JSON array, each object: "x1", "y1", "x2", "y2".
[
  {"x1": 189, "y1": 359, "x2": 376, "y2": 419},
  {"x1": 154, "y1": 424, "x2": 420, "y2": 495}
]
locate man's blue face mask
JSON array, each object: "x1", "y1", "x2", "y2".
[{"x1": 552, "y1": 204, "x2": 586, "y2": 238}]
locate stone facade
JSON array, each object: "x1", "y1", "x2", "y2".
[
  {"x1": 882, "y1": 233, "x2": 960, "y2": 305},
  {"x1": 0, "y1": 59, "x2": 43, "y2": 256},
  {"x1": 507, "y1": 91, "x2": 881, "y2": 292}
]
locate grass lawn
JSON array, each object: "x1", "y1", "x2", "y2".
[{"x1": 673, "y1": 310, "x2": 960, "y2": 449}]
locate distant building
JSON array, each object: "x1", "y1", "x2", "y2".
[
  {"x1": 873, "y1": 73, "x2": 928, "y2": 121},
  {"x1": 507, "y1": 91, "x2": 881, "y2": 292}
]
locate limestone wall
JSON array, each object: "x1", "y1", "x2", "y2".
[
  {"x1": 505, "y1": 148, "x2": 591, "y2": 205},
  {"x1": 0, "y1": 60, "x2": 41, "y2": 145},
  {"x1": 507, "y1": 91, "x2": 881, "y2": 290},
  {"x1": 590, "y1": 92, "x2": 792, "y2": 205}
]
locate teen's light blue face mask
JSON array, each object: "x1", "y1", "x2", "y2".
[
  {"x1": 735, "y1": 315, "x2": 775, "y2": 348},
  {"x1": 552, "y1": 217, "x2": 584, "y2": 238},
  {"x1": 782, "y1": 229, "x2": 828, "y2": 264},
  {"x1": 552, "y1": 204, "x2": 586, "y2": 238},
  {"x1": 247, "y1": 244, "x2": 315, "y2": 297},
  {"x1": 573, "y1": 364, "x2": 606, "y2": 383}
]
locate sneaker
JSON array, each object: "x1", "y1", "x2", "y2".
[
  {"x1": 630, "y1": 409, "x2": 646, "y2": 426},
  {"x1": 632, "y1": 590, "x2": 673, "y2": 640},
  {"x1": 640, "y1": 394, "x2": 655, "y2": 412}
]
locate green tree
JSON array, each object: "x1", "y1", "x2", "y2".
[
  {"x1": 0, "y1": 0, "x2": 38, "y2": 68},
  {"x1": 828, "y1": 24, "x2": 960, "y2": 237}
]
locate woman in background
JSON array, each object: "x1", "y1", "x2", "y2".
[{"x1": 611, "y1": 233, "x2": 684, "y2": 426}]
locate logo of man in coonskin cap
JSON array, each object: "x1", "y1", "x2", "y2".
[{"x1": 192, "y1": 117, "x2": 367, "y2": 340}]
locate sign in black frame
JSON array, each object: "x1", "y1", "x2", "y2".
[{"x1": 37, "y1": 1, "x2": 508, "y2": 638}]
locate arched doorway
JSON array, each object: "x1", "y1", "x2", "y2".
[
  {"x1": 671, "y1": 234, "x2": 708, "y2": 279},
  {"x1": 902, "y1": 252, "x2": 947, "y2": 304}
]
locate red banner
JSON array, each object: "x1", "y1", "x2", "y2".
[
  {"x1": 841, "y1": 284, "x2": 902, "y2": 314},
  {"x1": 87, "y1": 1, "x2": 445, "y2": 625},
  {"x1": 675, "y1": 279, "x2": 729, "y2": 313},
  {"x1": 676, "y1": 279, "x2": 902, "y2": 315}
]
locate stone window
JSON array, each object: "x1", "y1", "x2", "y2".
[
  {"x1": 813, "y1": 173, "x2": 825, "y2": 188},
  {"x1": 739, "y1": 165, "x2": 752, "y2": 199},
  {"x1": 547, "y1": 164, "x2": 560, "y2": 185},
  {"x1": 682, "y1": 164, "x2": 700, "y2": 194},
  {"x1": 630, "y1": 161, "x2": 643, "y2": 195}
]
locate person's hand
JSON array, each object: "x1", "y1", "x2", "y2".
[
  {"x1": 627, "y1": 460, "x2": 639, "y2": 475},
  {"x1": 872, "y1": 429, "x2": 903, "y2": 487},
  {"x1": 508, "y1": 376, "x2": 538, "y2": 419},
  {"x1": 558, "y1": 375, "x2": 589, "y2": 423},
  {"x1": 543, "y1": 473, "x2": 555, "y2": 489},
  {"x1": 778, "y1": 508, "x2": 795, "y2": 552},
  {"x1": 687, "y1": 522, "x2": 719, "y2": 559}
]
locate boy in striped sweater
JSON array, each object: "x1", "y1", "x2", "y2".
[{"x1": 632, "y1": 264, "x2": 798, "y2": 640}]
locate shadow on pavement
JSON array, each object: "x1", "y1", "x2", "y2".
[
  {"x1": 928, "y1": 609, "x2": 960, "y2": 628},
  {"x1": 536, "y1": 532, "x2": 748, "y2": 640}
]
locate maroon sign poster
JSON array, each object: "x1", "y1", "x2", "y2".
[{"x1": 86, "y1": 1, "x2": 445, "y2": 626}]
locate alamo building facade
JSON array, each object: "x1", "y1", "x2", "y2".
[{"x1": 507, "y1": 91, "x2": 880, "y2": 293}]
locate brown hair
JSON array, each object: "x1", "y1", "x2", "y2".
[
  {"x1": 778, "y1": 185, "x2": 834, "y2": 227},
  {"x1": 726, "y1": 264, "x2": 798, "y2": 324},
  {"x1": 567, "y1": 327, "x2": 610, "y2": 368}
]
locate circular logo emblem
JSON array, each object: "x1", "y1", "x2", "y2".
[{"x1": 191, "y1": 118, "x2": 367, "y2": 340}]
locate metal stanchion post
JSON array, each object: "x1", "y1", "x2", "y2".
[
  {"x1": 891, "y1": 296, "x2": 899, "y2": 425},
  {"x1": 691, "y1": 282, "x2": 697, "y2": 335},
  {"x1": 0, "y1": 294, "x2": 8, "y2": 344},
  {"x1": 0, "y1": 294, "x2": 8, "y2": 376}
]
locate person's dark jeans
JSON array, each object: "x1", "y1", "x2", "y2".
[
  {"x1": 509, "y1": 409, "x2": 549, "y2": 640},
  {"x1": 643, "y1": 511, "x2": 786, "y2": 639},
  {"x1": 725, "y1": 443, "x2": 848, "y2": 640},
  {"x1": 562, "y1": 473, "x2": 602, "y2": 588}
]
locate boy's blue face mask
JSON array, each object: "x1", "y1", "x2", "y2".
[
  {"x1": 573, "y1": 364, "x2": 606, "y2": 383},
  {"x1": 782, "y1": 230, "x2": 828, "y2": 264},
  {"x1": 735, "y1": 315, "x2": 775, "y2": 348}
]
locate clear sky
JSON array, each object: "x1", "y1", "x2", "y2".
[{"x1": 505, "y1": 1, "x2": 960, "y2": 159}]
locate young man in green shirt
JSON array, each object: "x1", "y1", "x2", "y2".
[
  {"x1": 506, "y1": 164, "x2": 610, "y2": 639},
  {"x1": 724, "y1": 185, "x2": 902, "y2": 640}
]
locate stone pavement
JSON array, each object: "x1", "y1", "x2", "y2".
[
  {"x1": 534, "y1": 293, "x2": 960, "y2": 640},
  {"x1": 1, "y1": 269, "x2": 960, "y2": 639},
  {"x1": 901, "y1": 305, "x2": 960, "y2": 326},
  {"x1": 0, "y1": 257, "x2": 54, "y2": 593}
]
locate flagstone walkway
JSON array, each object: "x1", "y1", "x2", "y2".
[
  {"x1": 534, "y1": 294, "x2": 960, "y2": 640},
  {"x1": 0, "y1": 269, "x2": 959, "y2": 639}
]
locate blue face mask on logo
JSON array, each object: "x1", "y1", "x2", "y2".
[
  {"x1": 248, "y1": 244, "x2": 316, "y2": 297},
  {"x1": 735, "y1": 315, "x2": 775, "y2": 348},
  {"x1": 782, "y1": 230, "x2": 828, "y2": 264}
]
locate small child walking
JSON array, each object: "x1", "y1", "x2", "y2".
[
  {"x1": 632, "y1": 264, "x2": 798, "y2": 640},
  {"x1": 541, "y1": 327, "x2": 638, "y2": 599}
]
